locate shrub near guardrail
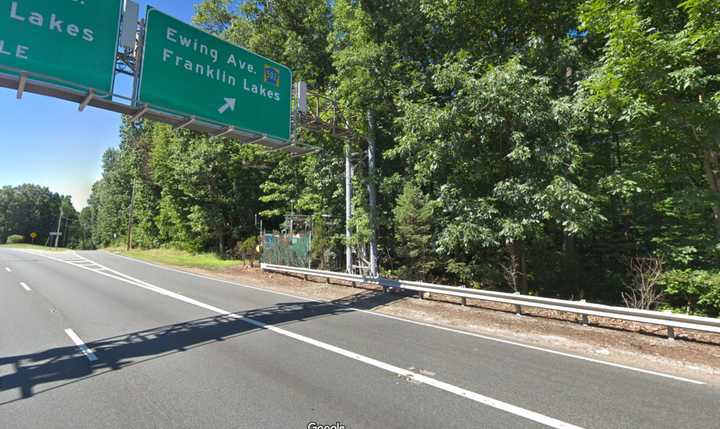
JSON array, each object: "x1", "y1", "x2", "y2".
[
  {"x1": 5, "y1": 234, "x2": 25, "y2": 244},
  {"x1": 661, "y1": 269, "x2": 720, "y2": 317}
]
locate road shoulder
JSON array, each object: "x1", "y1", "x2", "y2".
[{"x1": 104, "y1": 251, "x2": 720, "y2": 385}]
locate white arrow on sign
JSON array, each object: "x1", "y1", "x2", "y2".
[{"x1": 218, "y1": 98, "x2": 236, "y2": 114}]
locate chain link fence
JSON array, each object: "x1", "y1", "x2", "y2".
[{"x1": 261, "y1": 233, "x2": 312, "y2": 268}]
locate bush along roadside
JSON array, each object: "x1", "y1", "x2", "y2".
[
  {"x1": 5, "y1": 234, "x2": 25, "y2": 244},
  {"x1": 660, "y1": 270, "x2": 720, "y2": 317}
]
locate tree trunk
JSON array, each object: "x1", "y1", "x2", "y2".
[
  {"x1": 562, "y1": 233, "x2": 581, "y2": 297},
  {"x1": 217, "y1": 227, "x2": 225, "y2": 256},
  {"x1": 510, "y1": 240, "x2": 528, "y2": 294},
  {"x1": 701, "y1": 148, "x2": 720, "y2": 237},
  {"x1": 519, "y1": 245, "x2": 528, "y2": 294}
]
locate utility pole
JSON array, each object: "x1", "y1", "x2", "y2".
[
  {"x1": 345, "y1": 142, "x2": 353, "y2": 274},
  {"x1": 54, "y1": 205, "x2": 63, "y2": 248},
  {"x1": 62, "y1": 217, "x2": 70, "y2": 247},
  {"x1": 367, "y1": 110, "x2": 379, "y2": 277},
  {"x1": 127, "y1": 180, "x2": 136, "y2": 251}
]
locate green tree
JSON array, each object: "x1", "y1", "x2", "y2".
[
  {"x1": 393, "y1": 183, "x2": 437, "y2": 281},
  {"x1": 393, "y1": 58, "x2": 602, "y2": 292},
  {"x1": 0, "y1": 184, "x2": 68, "y2": 246},
  {"x1": 580, "y1": 0, "x2": 720, "y2": 267},
  {"x1": 194, "y1": 0, "x2": 335, "y2": 87}
]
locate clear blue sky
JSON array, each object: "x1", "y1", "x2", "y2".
[{"x1": 0, "y1": 1, "x2": 198, "y2": 210}]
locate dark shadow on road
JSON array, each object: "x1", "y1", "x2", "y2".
[{"x1": 0, "y1": 290, "x2": 405, "y2": 404}]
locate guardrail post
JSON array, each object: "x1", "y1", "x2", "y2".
[
  {"x1": 579, "y1": 299, "x2": 589, "y2": 326},
  {"x1": 460, "y1": 285, "x2": 467, "y2": 306},
  {"x1": 513, "y1": 292, "x2": 522, "y2": 316},
  {"x1": 662, "y1": 310, "x2": 676, "y2": 340}
]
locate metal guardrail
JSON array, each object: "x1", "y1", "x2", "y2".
[{"x1": 261, "y1": 263, "x2": 720, "y2": 339}]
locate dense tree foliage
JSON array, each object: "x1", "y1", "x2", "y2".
[
  {"x1": 0, "y1": 184, "x2": 78, "y2": 247},
  {"x1": 81, "y1": 0, "x2": 720, "y2": 314}
]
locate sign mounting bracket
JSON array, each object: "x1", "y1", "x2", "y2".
[
  {"x1": 213, "y1": 127, "x2": 235, "y2": 139},
  {"x1": 16, "y1": 74, "x2": 27, "y2": 100},
  {"x1": 174, "y1": 116, "x2": 196, "y2": 130},
  {"x1": 131, "y1": 105, "x2": 149, "y2": 121},
  {"x1": 78, "y1": 90, "x2": 96, "y2": 112},
  {"x1": 244, "y1": 136, "x2": 267, "y2": 145}
]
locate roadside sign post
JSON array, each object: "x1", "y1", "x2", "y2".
[
  {"x1": 138, "y1": 8, "x2": 292, "y2": 141},
  {"x1": 0, "y1": 0, "x2": 123, "y2": 94}
]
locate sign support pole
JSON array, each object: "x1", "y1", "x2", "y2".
[
  {"x1": 345, "y1": 142, "x2": 354, "y2": 274},
  {"x1": 367, "y1": 110, "x2": 379, "y2": 277}
]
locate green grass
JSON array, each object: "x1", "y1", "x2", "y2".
[
  {"x1": 0, "y1": 243, "x2": 66, "y2": 252},
  {"x1": 111, "y1": 248, "x2": 246, "y2": 271}
]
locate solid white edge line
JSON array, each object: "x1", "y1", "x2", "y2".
[
  {"x1": 97, "y1": 251, "x2": 707, "y2": 386},
  {"x1": 64, "y1": 328, "x2": 98, "y2": 362},
  {"x1": 237, "y1": 314, "x2": 584, "y2": 429},
  {"x1": 19, "y1": 282, "x2": 31, "y2": 291},
  {"x1": 32, "y1": 250, "x2": 583, "y2": 429}
]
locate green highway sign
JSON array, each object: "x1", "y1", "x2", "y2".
[
  {"x1": 138, "y1": 8, "x2": 292, "y2": 141},
  {"x1": 0, "y1": 0, "x2": 122, "y2": 93}
]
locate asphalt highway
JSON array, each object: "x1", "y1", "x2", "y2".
[{"x1": 0, "y1": 248, "x2": 717, "y2": 428}]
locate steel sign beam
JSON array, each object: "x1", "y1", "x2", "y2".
[
  {"x1": 0, "y1": 0, "x2": 123, "y2": 94},
  {"x1": 138, "y1": 8, "x2": 293, "y2": 141}
]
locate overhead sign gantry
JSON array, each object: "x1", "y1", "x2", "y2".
[{"x1": 0, "y1": 0, "x2": 310, "y2": 153}]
